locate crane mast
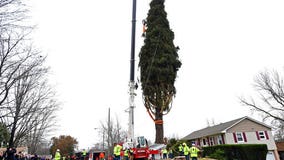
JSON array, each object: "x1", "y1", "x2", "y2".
[{"x1": 128, "y1": 0, "x2": 137, "y2": 143}]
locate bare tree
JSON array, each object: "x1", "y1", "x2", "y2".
[
  {"x1": 0, "y1": 33, "x2": 25, "y2": 107},
  {"x1": 0, "y1": 0, "x2": 60, "y2": 149},
  {"x1": 271, "y1": 112, "x2": 284, "y2": 141},
  {"x1": 0, "y1": 0, "x2": 33, "y2": 109},
  {"x1": 99, "y1": 116, "x2": 127, "y2": 156},
  {"x1": 240, "y1": 69, "x2": 284, "y2": 139},
  {"x1": 0, "y1": 0, "x2": 28, "y2": 30},
  {"x1": 18, "y1": 79, "x2": 59, "y2": 153},
  {"x1": 0, "y1": 54, "x2": 59, "y2": 148}
]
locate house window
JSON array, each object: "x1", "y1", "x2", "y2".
[
  {"x1": 258, "y1": 131, "x2": 266, "y2": 139},
  {"x1": 217, "y1": 135, "x2": 223, "y2": 144},
  {"x1": 233, "y1": 132, "x2": 247, "y2": 143},
  {"x1": 202, "y1": 138, "x2": 207, "y2": 146},
  {"x1": 236, "y1": 132, "x2": 244, "y2": 142},
  {"x1": 209, "y1": 137, "x2": 214, "y2": 146},
  {"x1": 257, "y1": 131, "x2": 269, "y2": 140}
]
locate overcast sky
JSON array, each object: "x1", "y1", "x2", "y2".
[{"x1": 28, "y1": 0, "x2": 284, "y2": 150}]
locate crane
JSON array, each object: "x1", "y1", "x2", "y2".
[{"x1": 128, "y1": 0, "x2": 137, "y2": 144}]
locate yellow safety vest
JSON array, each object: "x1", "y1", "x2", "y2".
[
  {"x1": 183, "y1": 145, "x2": 189, "y2": 155},
  {"x1": 124, "y1": 149, "x2": 129, "y2": 156},
  {"x1": 189, "y1": 146, "x2": 199, "y2": 157},
  {"x1": 178, "y1": 145, "x2": 183, "y2": 152},
  {"x1": 82, "y1": 150, "x2": 87, "y2": 156},
  {"x1": 55, "y1": 151, "x2": 61, "y2": 160},
  {"x1": 114, "y1": 145, "x2": 122, "y2": 156}
]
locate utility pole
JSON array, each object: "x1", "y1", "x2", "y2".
[
  {"x1": 107, "y1": 108, "x2": 110, "y2": 158},
  {"x1": 128, "y1": 0, "x2": 137, "y2": 143},
  {"x1": 103, "y1": 131, "x2": 105, "y2": 150}
]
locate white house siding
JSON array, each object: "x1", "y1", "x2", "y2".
[
  {"x1": 224, "y1": 132, "x2": 277, "y2": 150},
  {"x1": 226, "y1": 118, "x2": 270, "y2": 133},
  {"x1": 224, "y1": 118, "x2": 277, "y2": 150}
]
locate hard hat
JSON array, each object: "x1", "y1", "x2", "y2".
[
  {"x1": 57, "y1": 149, "x2": 60, "y2": 152},
  {"x1": 182, "y1": 142, "x2": 186, "y2": 145}
]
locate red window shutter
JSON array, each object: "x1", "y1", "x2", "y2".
[
  {"x1": 256, "y1": 131, "x2": 260, "y2": 140},
  {"x1": 233, "y1": 133, "x2": 237, "y2": 143},
  {"x1": 243, "y1": 132, "x2": 247, "y2": 142},
  {"x1": 221, "y1": 134, "x2": 225, "y2": 144},
  {"x1": 207, "y1": 137, "x2": 210, "y2": 146},
  {"x1": 265, "y1": 131, "x2": 269, "y2": 140}
]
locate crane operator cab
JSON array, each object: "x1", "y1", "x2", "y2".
[{"x1": 136, "y1": 136, "x2": 148, "y2": 148}]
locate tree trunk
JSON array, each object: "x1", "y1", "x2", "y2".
[
  {"x1": 9, "y1": 120, "x2": 17, "y2": 148},
  {"x1": 154, "y1": 110, "x2": 164, "y2": 144}
]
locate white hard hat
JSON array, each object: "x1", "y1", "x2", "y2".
[{"x1": 57, "y1": 149, "x2": 60, "y2": 152}]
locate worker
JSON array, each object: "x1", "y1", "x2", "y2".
[
  {"x1": 182, "y1": 143, "x2": 190, "y2": 160},
  {"x1": 168, "y1": 148, "x2": 173, "y2": 159},
  {"x1": 99, "y1": 152, "x2": 105, "y2": 160},
  {"x1": 71, "y1": 154, "x2": 77, "y2": 160},
  {"x1": 120, "y1": 147, "x2": 124, "y2": 160},
  {"x1": 142, "y1": 19, "x2": 147, "y2": 37},
  {"x1": 178, "y1": 144, "x2": 183, "y2": 156},
  {"x1": 128, "y1": 148, "x2": 134, "y2": 160},
  {"x1": 189, "y1": 143, "x2": 200, "y2": 160},
  {"x1": 5, "y1": 148, "x2": 16, "y2": 160},
  {"x1": 113, "y1": 143, "x2": 122, "y2": 160},
  {"x1": 54, "y1": 149, "x2": 61, "y2": 160},
  {"x1": 123, "y1": 148, "x2": 129, "y2": 160},
  {"x1": 82, "y1": 149, "x2": 87, "y2": 160},
  {"x1": 162, "y1": 148, "x2": 167, "y2": 159}
]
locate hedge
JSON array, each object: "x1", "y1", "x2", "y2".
[{"x1": 202, "y1": 144, "x2": 267, "y2": 160}]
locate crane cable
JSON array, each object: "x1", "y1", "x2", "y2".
[
  {"x1": 144, "y1": 31, "x2": 160, "y2": 87},
  {"x1": 142, "y1": 30, "x2": 164, "y2": 125},
  {"x1": 139, "y1": 20, "x2": 165, "y2": 125},
  {"x1": 143, "y1": 31, "x2": 162, "y2": 124}
]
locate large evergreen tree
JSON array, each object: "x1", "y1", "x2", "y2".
[{"x1": 138, "y1": 0, "x2": 181, "y2": 143}]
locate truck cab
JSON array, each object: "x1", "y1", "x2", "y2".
[{"x1": 132, "y1": 136, "x2": 149, "y2": 160}]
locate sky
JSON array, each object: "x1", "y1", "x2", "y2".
[{"x1": 28, "y1": 0, "x2": 284, "y2": 150}]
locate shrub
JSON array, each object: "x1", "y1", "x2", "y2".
[
  {"x1": 203, "y1": 144, "x2": 267, "y2": 160},
  {"x1": 209, "y1": 149, "x2": 225, "y2": 160}
]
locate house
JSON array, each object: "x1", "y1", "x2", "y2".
[{"x1": 182, "y1": 116, "x2": 279, "y2": 160}]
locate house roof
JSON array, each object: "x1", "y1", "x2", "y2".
[{"x1": 182, "y1": 116, "x2": 271, "y2": 140}]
